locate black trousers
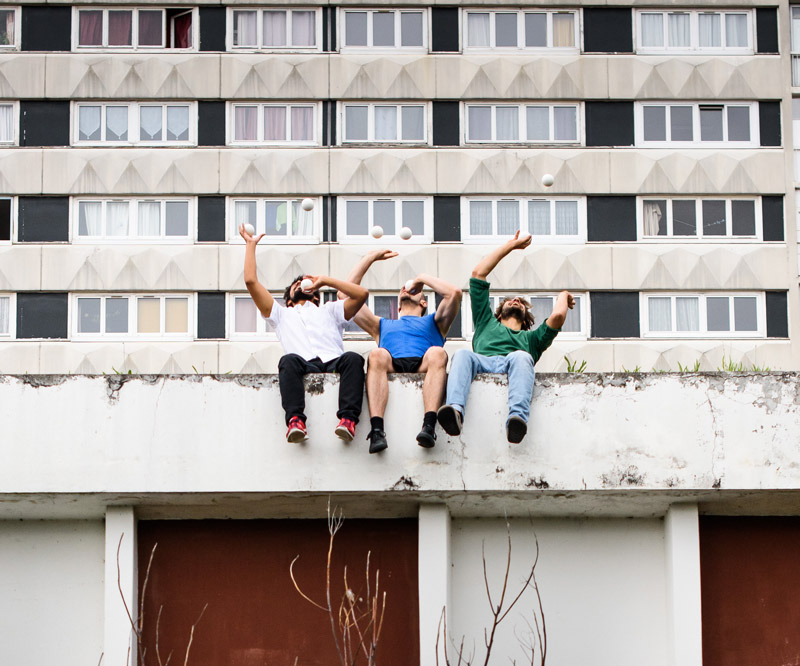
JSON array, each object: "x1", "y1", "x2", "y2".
[{"x1": 278, "y1": 352, "x2": 365, "y2": 425}]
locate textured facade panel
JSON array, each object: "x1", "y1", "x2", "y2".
[
  {"x1": 329, "y1": 55, "x2": 435, "y2": 99},
  {"x1": 221, "y1": 55, "x2": 330, "y2": 99},
  {"x1": 218, "y1": 244, "x2": 331, "y2": 292},
  {"x1": 44, "y1": 54, "x2": 222, "y2": 99},
  {"x1": 0, "y1": 245, "x2": 42, "y2": 290},
  {"x1": 329, "y1": 245, "x2": 440, "y2": 290},
  {"x1": 0, "y1": 151, "x2": 44, "y2": 194},
  {"x1": 40, "y1": 245, "x2": 221, "y2": 291},
  {"x1": 218, "y1": 150, "x2": 327, "y2": 194},
  {"x1": 0, "y1": 343, "x2": 41, "y2": 373},
  {"x1": 41, "y1": 150, "x2": 221, "y2": 195},
  {"x1": 0, "y1": 55, "x2": 46, "y2": 98},
  {"x1": 329, "y1": 149, "x2": 435, "y2": 194}
]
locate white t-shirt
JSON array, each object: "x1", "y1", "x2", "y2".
[{"x1": 266, "y1": 300, "x2": 348, "y2": 362}]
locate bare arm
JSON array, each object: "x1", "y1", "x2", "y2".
[
  {"x1": 471, "y1": 231, "x2": 532, "y2": 280},
  {"x1": 405, "y1": 273, "x2": 463, "y2": 337},
  {"x1": 545, "y1": 290, "x2": 575, "y2": 330},
  {"x1": 240, "y1": 224, "x2": 274, "y2": 318},
  {"x1": 308, "y1": 275, "x2": 369, "y2": 322},
  {"x1": 337, "y1": 249, "x2": 398, "y2": 341}
]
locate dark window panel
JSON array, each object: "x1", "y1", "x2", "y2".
[
  {"x1": 432, "y1": 102, "x2": 460, "y2": 147},
  {"x1": 197, "y1": 292, "x2": 226, "y2": 339},
  {"x1": 755, "y1": 8, "x2": 778, "y2": 54},
  {"x1": 198, "y1": 101, "x2": 226, "y2": 146},
  {"x1": 322, "y1": 101, "x2": 336, "y2": 147},
  {"x1": 583, "y1": 8, "x2": 633, "y2": 53},
  {"x1": 431, "y1": 8, "x2": 459, "y2": 52},
  {"x1": 21, "y1": 7, "x2": 71, "y2": 52},
  {"x1": 585, "y1": 101, "x2": 634, "y2": 147},
  {"x1": 323, "y1": 195, "x2": 336, "y2": 242},
  {"x1": 435, "y1": 292, "x2": 462, "y2": 339},
  {"x1": 0, "y1": 199, "x2": 11, "y2": 241},
  {"x1": 199, "y1": 8, "x2": 225, "y2": 52},
  {"x1": 759, "y1": 102, "x2": 781, "y2": 147},
  {"x1": 590, "y1": 292, "x2": 640, "y2": 338},
  {"x1": 197, "y1": 196, "x2": 226, "y2": 242},
  {"x1": 433, "y1": 196, "x2": 460, "y2": 242},
  {"x1": 766, "y1": 291, "x2": 788, "y2": 338},
  {"x1": 587, "y1": 196, "x2": 636, "y2": 242},
  {"x1": 17, "y1": 293, "x2": 68, "y2": 339},
  {"x1": 761, "y1": 196, "x2": 784, "y2": 242},
  {"x1": 322, "y1": 7, "x2": 336, "y2": 52},
  {"x1": 18, "y1": 197, "x2": 69, "y2": 242},
  {"x1": 20, "y1": 101, "x2": 70, "y2": 147}
]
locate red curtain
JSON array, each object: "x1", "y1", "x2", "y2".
[
  {"x1": 108, "y1": 11, "x2": 132, "y2": 46},
  {"x1": 173, "y1": 13, "x2": 192, "y2": 48},
  {"x1": 78, "y1": 11, "x2": 103, "y2": 46}
]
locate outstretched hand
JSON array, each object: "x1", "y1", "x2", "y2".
[
  {"x1": 369, "y1": 249, "x2": 399, "y2": 262},
  {"x1": 239, "y1": 223, "x2": 265, "y2": 244},
  {"x1": 507, "y1": 230, "x2": 532, "y2": 251}
]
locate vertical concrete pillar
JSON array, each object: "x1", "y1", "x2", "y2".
[
  {"x1": 418, "y1": 504, "x2": 451, "y2": 666},
  {"x1": 665, "y1": 503, "x2": 703, "y2": 666},
  {"x1": 104, "y1": 506, "x2": 137, "y2": 666}
]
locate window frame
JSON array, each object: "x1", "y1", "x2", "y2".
[
  {"x1": 71, "y1": 197, "x2": 195, "y2": 243},
  {"x1": 339, "y1": 102, "x2": 430, "y2": 145},
  {"x1": 227, "y1": 7, "x2": 322, "y2": 51},
  {"x1": 227, "y1": 197, "x2": 321, "y2": 244},
  {"x1": 0, "y1": 101, "x2": 19, "y2": 146},
  {"x1": 227, "y1": 102, "x2": 319, "y2": 146},
  {"x1": 71, "y1": 293, "x2": 195, "y2": 340},
  {"x1": 463, "y1": 102, "x2": 582, "y2": 145},
  {"x1": 339, "y1": 8, "x2": 428, "y2": 52},
  {"x1": 641, "y1": 292, "x2": 765, "y2": 338},
  {"x1": 462, "y1": 9, "x2": 579, "y2": 52},
  {"x1": 336, "y1": 196, "x2": 434, "y2": 244},
  {"x1": 635, "y1": 9, "x2": 754, "y2": 54},
  {"x1": 72, "y1": 101, "x2": 196, "y2": 146},
  {"x1": 0, "y1": 292, "x2": 15, "y2": 338},
  {"x1": 638, "y1": 196, "x2": 764, "y2": 241},
  {"x1": 229, "y1": 292, "x2": 282, "y2": 340},
  {"x1": 0, "y1": 196, "x2": 13, "y2": 244},
  {"x1": 72, "y1": 7, "x2": 197, "y2": 51},
  {"x1": 635, "y1": 102, "x2": 759, "y2": 148},
  {"x1": 0, "y1": 7, "x2": 20, "y2": 50}
]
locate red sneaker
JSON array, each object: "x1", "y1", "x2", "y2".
[
  {"x1": 334, "y1": 418, "x2": 356, "y2": 442},
  {"x1": 286, "y1": 416, "x2": 307, "y2": 443}
]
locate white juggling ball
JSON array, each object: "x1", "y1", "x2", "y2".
[
  {"x1": 399, "y1": 226, "x2": 413, "y2": 240},
  {"x1": 243, "y1": 223, "x2": 255, "y2": 236},
  {"x1": 300, "y1": 278, "x2": 313, "y2": 291},
  {"x1": 301, "y1": 198, "x2": 315, "y2": 211},
  {"x1": 404, "y1": 279, "x2": 416, "y2": 293},
  {"x1": 370, "y1": 225, "x2": 384, "y2": 239},
  {"x1": 541, "y1": 173, "x2": 555, "y2": 187}
]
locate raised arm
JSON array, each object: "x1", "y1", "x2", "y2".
[
  {"x1": 309, "y1": 275, "x2": 369, "y2": 322},
  {"x1": 240, "y1": 223, "x2": 274, "y2": 318},
  {"x1": 545, "y1": 290, "x2": 575, "y2": 330},
  {"x1": 405, "y1": 273, "x2": 463, "y2": 337},
  {"x1": 471, "y1": 231, "x2": 532, "y2": 280},
  {"x1": 337, "y1": 249, "x2": 398, "y2": 340}
]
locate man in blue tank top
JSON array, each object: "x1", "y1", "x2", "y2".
[{"x1": 343, "y1": 249, "x2": 462, "y2": 453}]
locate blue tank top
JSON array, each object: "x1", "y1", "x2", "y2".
[{"x1": 379, "y1": 314, "x2": 445, "y2": 358}]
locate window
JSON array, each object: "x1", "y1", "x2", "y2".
[
  {"x1": 463, "y1": 197, "x2": 585, "y2": 242},
  {"x1": 465, "y1": 104, "x2": 579, "y2": 143},
  {"x1": 642, "y1": 293, "x2": 763, "y2": 337},
  {"x1": 466, "y1": 291, "x2": 587, "y2": 338},
  {"x1": 337, "y1": 197, "x2": 433, "y2": 243},
  {"x1": 636, "y1": 103, "x2": 757, "y2": 147},
  {"x1": 636, "y1": 10, "x2": 752, "y2": 53},
  {"x1": 341, "y1": 9, "x2": 426, "y2": 50},
  {"x1": 0, "y1": 198, "x2": 11, "y2": 242},
  {"x1": 74, "y1": 8, "x2": 194, "y2": 50},
  {"x1": 229, "y1": 8, "x2": 319, "y2": 50},
  {"x1": 464, "y1": 10, "x2": 577, "y2": 50},
  {"x1": 73, "y1": 294, "x2": 192, "y2": 338},
  {"x1": 74, "y1": 103, "x2": 194, "y2": 145},
  {"x1": 793, "y1": 8, "x2": 800, "y2": 85},
  {"x1": 640, "y1": 198, "x2": 761, "y2": 239},
  {"x1": 231, "y1": 294, "x2": 282, "y2": 338},
  {"x1": 229, "y1": 198, "x2": 319, "y2": 243},
  {"x1": 0, "y1": 293, "x2": 13, "y2": 337},
  {"x1": 318, "y1": 291, "x2": 403, "y2": 335},
  {"x1": 73, "y1": 198, "x2": 192, "y2": 241},
  {"x1": 341, "y1": 103, "x2": 427, "y2": 143},
  {"x1": 0, "y1": 102, "x2": 15, "y2": 145},
  {"x1": 229, "y1": 103, "x2": 316, "y2": 144},
  {"x1": 0, "y1": 8, "x2": 19, "y2": 49},
  {"x1": 794, "y1": 100, "x2": 800, "y2": 182}
]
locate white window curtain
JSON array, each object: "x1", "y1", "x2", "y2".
[
  {"x1": 263, "y1": 11, "x2": 286, "y2": 47},
  {"x1": 166, "y1": 106, "x2": 189, "y2": 141},
  {"x1": 529, "y1": 201, "x2": 550, "y2": 235},
  {"x1": 552, "y1": 13, "x2": 574, "y2": 47},
  {"x1": 401, "y1": 106, "x2": 424, "y2": 141},
  {"x1": 562, "y1": 297, "x2": 581, "y2": 333},
  {"x1": 105, "y1": 106, "x2": 128, "y2": 141},
  {"x1": 294, "y1": 200, "x2": 314, "y2": 236},
  {"x1": 264, "y1": 106, "x2": 287, "y2": 141},
  {"x1": 107, "y1": 201, "x2": 130, "y2": 237},
  {"x1": 467, "y1": 13, "x2": 490, "y2": 47},
  {"x1": 497, "y1": 201, "x2": 519, "y2": 235},
  {"x1": 640, "y1": 13, "x2": 663, "y2": 47},
  {"x1": 235, "y1": 297, "x2": 257, "y2": 333},
  {"x1": 469, "y1": 201, "x2": 492, "y2": 235},
  {"x1": 290, "y1": 106, "x2": 313, "y2": 141},
  {"x1": 530, "y1": 298, "x2": 552, "y2": 329},
  {"x1": 648, "y1": 297, "x2": 672, "y2": 332},
  {"x1": 136, "y1": 201, "x2": 159, "y2": 236},
  {"x1": 374, "y1": 106, "x2": 397, "y2": 141},
  {"x1": 676, "y1": 297, "x2": 699, "y2": 331},
  {"x1": 642, "y1": 201, "x2": 663, "y2": 236},
  {"x1": 793, "y1": 8, "x2": 800, "y2": 52},
  {"x1": 725, "y1": 13, "x2": 747, "y2": 48},
  {"x1": 793, "y1": 57, "x2": 800, "y2": 87},
  {"x1": 292, "y1": 11, "x2": 315, "y2": 46},
  {"x1": 554, "y1": 201, "x2": 578, "y2": 235},
  {"x1": 139, "y1": 106, "x2": 162, "y2": 141},
  {"x1": 526, "y1": 107, "x2": 549, "y2": 140},
  {"x1": 553, "y1": 107, "x2": 576, "y2": 141},
  {"x1": 0, "y1": 296, "x2": 9, "y2": 335},
  {"x1": 78, "y1": 201, "x2": 103, "y2": 236},
  {"x1": 0, "y1": 10, "x2": 15, "y2": 46},
  {"x1": 234, "y1": 11, "x2": 257, "y2": 46},
  {"x1": 234, "y1": 106, "x2": 257, "y2": 141},
  {"x1": 0, "y1": 105, "x2": 12, "y2": 142},
  {"x1": 668, "y1": 13, "x2": 690, "y2": 47},
  {"x1": 165, "y1": 298, "x2": 188, "y2": 334},
  {"x1": 698, "y1": 13, "x2": 721, "y2": 47},
  {"x1": 495, "y1": 107, "x2": 518, "y2": 141},
  {"x1": 235, "y1": 201, "x2": 256, "y2": 237},
  {"x1": 79, "y1": 106, "x2": 102, "y2": 141}
]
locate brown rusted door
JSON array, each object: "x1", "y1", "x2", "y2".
[{"x1": 138, "y1": 519, "x2": 419, "y2": 666}]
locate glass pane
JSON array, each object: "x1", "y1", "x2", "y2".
[
  {"x1": 642, "y1": 200, "x2": 666, "y2": 236},
  {"x1": 79, "y1": 10, "x2": 103, "y2": 46},
  {"x1": 137, "y1": 201, "x2": 160, "y2": 236},
  {"x1": 374, "y1": 296, "x2": 398, "y2": 320},
  {"x1": 497, "y1": 201, "x2": 520, "y2": 235},
  {"x1": 733, "y1": 297, "x2": 757, "y2": 332},
  {"x1": 290, "y1": 106, "x2": 313, "y2": 141},
  {"x1": 668, "y1": 13, "x2": 690, "y2": 47},
  {"x1": 529, "y1": 201, "x2": 550, "y2": 235},
  {"x1": 105, "y1": 106, "x2": 128, "y2": 141},
  {"x1": 555, "y1": 201, "x2": 578, "y2": 235},
  {"x1": 400, "y1": 12, "x2": 423, "y2": 47},
  {"x1": 467, "y1": 13, "x2": 490, "y2": 47},
  {"x1": 672, "y1": 200, "x2": 697, "y2": 236},
  {"x1": 0, "y1": 10, "x2": 15, "y2": 46},
  {"x1": 401, "y1": 106, "x2": 424, "y2": 141},
  {"x1": 345, "y1": 12, "x2": 367, "y2": 46},
  {"x1": 345, "y1": 106, "x2": 368, "y2": 141},
  {"x1": 648, "y1": 297, "x2": 672, "y2": 332},
  {"x1": 166, "y1": 106, "x2": 189, "y2": 141},
  {"x1": 702, "y1": 200, "x2": 727, "y2": 236},
  {"x1": 78, "y1": 201, "x2": 102, "y2": 236},
  {"x1": 470, "y1": 201, "x2": 492, "y2": 235},
  {"x1": 700, "y1": 107, "x2": 723, "y2": 141},
  {"x1": 79, "y1": 106, "x2": 102, "y2": 141},
  {"x1": 640, "y1": 13, "x2": 664, "y2": 48},
  {"x1": 727, "y1": 106, "x2": 750, "y2": 142},
  {"x1": 468, "y1": 107, "x2": 491, "y2": 140},
  {"x1": 402, "y1": 201, "x2": 424, "y2": 235},
  {"x1": 263, "y1": 11, "x2": 287, "y2": 47},
  {"x1": 374, "y1": 200, "x2": 395, "y2": 234},
  {"x1": 643, "y1": 106, "x2": 666, "y2": 141},
  {"x1": 525, "y1": 13, "x2": 546, "y2": 47},
  {"x1": 78, "y1": 298, "x2": 101, "y2": 333},
  {"x1": 670, "y1": 106, "x2": 694, "y2": 141},
  {"x1": 346, "y1": 201, "x2": 369, "y2": 236},
  {"x1": 731, "y1": 200, "x2": 756, "y2": 236},
  {"x1": 234, "y1": 201, "x2": 256, "y2": 237},
  {"x1": 552, "y1": 13, "x2": 574, "y2": 47},
  {"x1": 235, "y1": 297, "x2": 257, "y2": 333},
  {"x1": 725, "y1": 14, "x2": 748, "y2": 48},
  {"x1": 530, "y1": 298, "x2": 552, "y2": 329},
  {"x1": 553, "y1": 107, "x2": 577, "y2": 141},
  {"x1": 106, "y1": 297, "x2": 128, "y2": 333},
  {"x1": 374, "y1": 106, "x2": 397, "y2": 141},
  {"x1": 706, "y1": 297, "x2": 730, "y2": 332},
  {"x1": 165, "y1": 298, "x2": 188, "y2": 333},
  {"x1": 165, "y1": 201, "x2": 188, "y2": 236},
  {"x1": 233, "y1": 106, "x2": 257, "y2": 141},
  {"x1": 138, "y1": 10, "x2": 163, "y2": 47},
  {"x1": 233, "y1": 10, "x2": 257, "y2": 46},
  {"x1": 264, "y1": 106, "x2": 287, "y2": 141},
  {"x1": 526, "y1": 107, "x2": 549, "y2": 140},
  {"x1": 107, "y1": 201, "x2": 130, "y2": 236},
  {"x1": 139, "y1": 106, "x2": 163, "y2": 141},
  {"x1": 108, "y1": 11, "x2": 133, "y2": 46},
  {"x1": 373, "y1": 12, "x2": 394, "y2": 47},
  {"x1": 793, "y1": 8, "x2": 800, "y2": 53},
  {"x1": 495, "y1": 13, "x2": 517, "y2": 47},
  {"x1": 676, "y1": 297, "x2": 699, "y2": 331},
  {"x1": 496, "y1": 107, "x2": 519, "y2": 141},
  {"x1": 698, "y1": 13, "x2": 721, "y2": 48},
  {"x1": 265, "y1": 201, "x2": 289, "y2": 236},
  {"x1": 562, "y1": 297, "x2": 581, "y2": 333},
  {"x1": 291, "y1": 11, "x2": 315, "y2": 47}
]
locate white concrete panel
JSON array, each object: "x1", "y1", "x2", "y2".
[
  {"x1": 0, "y1": 520, "x2": 104, "y2": 666},
  {"x1": 0, "y1": 343, "x2": 41, "y2": 373},
  {"x1": 0, "y1": 244, "x2": 42, "y2": 290},
  {"x1": 330, "y1": 149, "x2": 436, "y2": 194},
  {"x1": 0, "y1": 55, "x2": 45, "y2": 97},
  {"x1": 222, "y1": 54, "x2": 329, "y2": 99},
  {"x1": 330, "y1": 55, "x2": 435, "y2": 99},
  {"x1": 329, "y1": 244, "x2": 440, "y2": 289},
  {"x1": 104, "y1": 508, "x2": 137, "y2": 666},
  {"x1": 219, "y1": 243, "x2": 330, "y2": 291},
  {"x1": 0, "y1": 151, "x2": 44, "y2": 194},
  {"x1": 218, "y1": 149, "x2": 327, "y2": 194},
  {"x1": 449, "y1": 518, "x2": 668, "y2": 666},
  {"x1": 418, "y1": 504, "x2": 450, "y2": 666}
]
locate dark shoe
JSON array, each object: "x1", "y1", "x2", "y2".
[
  {"x1": 416, "y1": 423, "x2": 436, "y2": 448},
  {"x1": 436, "y1": 405, "x2": 463, "y2": 436},
  {"x1": 367, "y1": 428, "x2": 388, "y2": 454},
  {"x1": 506, "y1": 416, "x2": 527, "y2": 444}
]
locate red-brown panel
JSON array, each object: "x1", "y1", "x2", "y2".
[
  {"x1": 700, "y1": 516, "x2": 800, "y2": 666},
  {"x1": 137, "y1": 519, "x2": 419, "y2": 666}
]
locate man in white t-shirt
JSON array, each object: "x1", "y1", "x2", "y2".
[{"x1": 241, "y1": 224, "x2": 369, "y2": 443}]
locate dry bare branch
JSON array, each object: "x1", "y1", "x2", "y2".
[{"x1": 181, "y1": 603, "x2": 208, "y2": 666}]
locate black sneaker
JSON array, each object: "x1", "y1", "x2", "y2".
[
  {"x1": 436, "y1": 405, "x2": 463, "y2": 436},
  {"x1": 506, "y1": 416, "x2": 527, "y2": 444},
  {"x1": 367, "y1": 428, "x2": 388, "y2": 454},
  {"x1": 416, "y1": 423, "x2": 436, "y2": 448}
]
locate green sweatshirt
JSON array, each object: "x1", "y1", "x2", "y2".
[{"x1": 470, "y1": 278, "x2": 558, "y2": 361}]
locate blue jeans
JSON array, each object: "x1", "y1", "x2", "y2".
[{"x1": 446, "y1": 349, "x2": 536, "y2": 424}]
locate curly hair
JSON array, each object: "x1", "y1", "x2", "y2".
[
  {"x1": 494, "y1": 296, "x2": 534, "y2": 331},
  {"x1": 283, "y1": 274, "x2": 320, "y2": 306}
]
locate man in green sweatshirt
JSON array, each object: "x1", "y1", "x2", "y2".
[{"x1": 437, "y1": 231, "x2": 574, "y2": 443}]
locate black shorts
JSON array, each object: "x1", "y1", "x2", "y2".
[{"x1": 391, "y1": 356, "x2": 424, "y2": 373}]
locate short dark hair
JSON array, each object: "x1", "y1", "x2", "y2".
[{"x1": 494, "y1": 296, "x2": 535, "y2": 331}]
